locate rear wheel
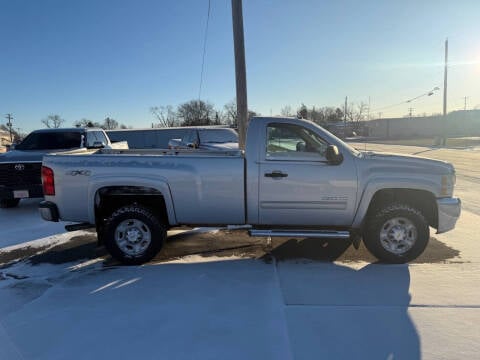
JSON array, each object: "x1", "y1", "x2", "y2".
[
  {"x1": 0, "y1": 198, "x2": 20, "y2": 208},
  {"x1": 364, "y1": 203, "x2": 429, "y2": 263},
  {"x1": 103, "y1": 205, "x2": 166, "y2": 265}
]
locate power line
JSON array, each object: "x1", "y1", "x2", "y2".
[
  {"x1": 371, "y1": 86, "x2": 441, "y2": 113},
  {"x1": 198, "y1": 0, "x2": 211, "y2": 101}
]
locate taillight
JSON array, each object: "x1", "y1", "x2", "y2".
[{"x1": 42, "y1": 166, "x2": 55, "y2": 196}]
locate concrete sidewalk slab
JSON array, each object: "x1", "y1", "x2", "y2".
[
  {"x1": 276, "y1": 262, "x2": 480, "y2": 307},
  {"x1": 285, "y1": 306, "x2": 480, "y2": 360},
  {"x1": 1, "y1": 260, "x2": 291, "y2": 360}
]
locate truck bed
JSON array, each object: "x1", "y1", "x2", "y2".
[{"x1": 43, "y1": 149, "x2": 245, "y2": 225}]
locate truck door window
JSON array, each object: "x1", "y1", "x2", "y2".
[
  {"x1": 95, "y1": 131, "x2": 108, "y2": 145},
  {"x1": 85, "y1": 132, "x2": 96, "y2": 148},
  {"x1": 266, "y1": 123, "x2": 328, "y2": 160},
  {"x1": 184, "y1": 130, "x2": 199, "y2": 148}
]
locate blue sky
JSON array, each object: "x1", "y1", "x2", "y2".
[{"x1": 1, "y1": 0, "x2": 479, "y2": 132}]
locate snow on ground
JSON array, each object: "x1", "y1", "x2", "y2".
[
  {"x1": 0, "y1": 199, "x2": 69, "y2": 248},
  {"x1": 1, "y1": 142, "x2": 480, "y2": 360},
  {"x1": 1, "y1": 260, "x2": 291, "y2": 360}
]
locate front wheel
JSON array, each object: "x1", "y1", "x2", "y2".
[
  {"x1": 0, "y1": 198, "x2": 20, "y2": 208},
  {"x1": 364, "y1": 203, "x2": 429, "y2": 263},
  {"x1": 103, "y1": 205, "x2": 166, "y2": 265}
]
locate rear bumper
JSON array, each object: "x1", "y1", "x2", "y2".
[
  {"x1": 38, "y1": 200, "x2": 59, "y2": 222},
  {"x1": 436, "y1": 197, "x2": 461, "y2": 234},
  {"x1": 0, "y1": 184, "x2": 43, "y2": 199}
]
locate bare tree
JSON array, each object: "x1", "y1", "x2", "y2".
[
  {"x1": 223, "y1": 100, "x2": 237, "y2": 126},
  {"x1": 0, "y1": 125, "x2": 23, "y2": 142},
  {"x1": 223, "y1": 99, "x2": 259, "y2": 127},
  {"x1": 295, "y1": 104, "x2": 344, "y2": 125},
  {"x1": 74, "y1": 118, "x2": 102, "y2": 128},
  {"x1": 177, "y1": 100, "x2": 215, "y2": 126},
  {"x1": 103, "y1": 117, "x2": 119, "y2": 130},
  {"x1": 150, "y1": 105, "x2": 179, "y2": 127},
  {"x1": 346, "y1": 102, "x2": 368, "y2": 130},
  {"x1": 248, "y1": 110, "x2": 258, "y2": 119},
  {"x1": 297, "y1": 103, "x2": 308, "y2": 119},
  {"x1": 41, "y1": 114, "x2": 65, "y2": 128},
  {"x1": 280, "y1": 105, "x2": 294, "y2": 117}
]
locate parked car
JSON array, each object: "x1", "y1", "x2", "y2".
[
  {"x1": 39, "y1": 117, "x2": 460, "y2": 265},
  {"x1": 106, "y1": 128, "x2": 188, "y2": 149},
  {"x1": 0, "y1": 127, "x2": 125, "y2": 208},
  {"x1": 168, "y1": 127, "x2": 238, "y2": 150},
  {"x1": 107, "y1": 126, "x2": 238, "y2": 150}
]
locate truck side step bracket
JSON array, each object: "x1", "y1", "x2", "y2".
[
  {"x1": 65, "y1": 223, "x2": 94, "y2": 232},
  {"x1": 248, "y1": 229, "x2": 350, "y2": 239}
]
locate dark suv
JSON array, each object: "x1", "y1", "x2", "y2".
[{"x1": 0, "y1": 127, "x2": 110, "y2": 208}]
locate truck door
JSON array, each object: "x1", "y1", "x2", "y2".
[{"x1": 258, "y1": 122, "x2": 357, "y2": 226}]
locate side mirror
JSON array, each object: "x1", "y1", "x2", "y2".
[
  {"x1": 326, "y1": 145, "x2": 343, "y2": 165},
  {"x1": 296, "y1": 141, "x2": 306, "y2": 152},
  {"x1": 89, "y1": 141, "x2": 106, "y2": 149}
]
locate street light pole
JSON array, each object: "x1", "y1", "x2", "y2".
[{"x1": 442, "y1": 38, "x2": 448, "y2": 145}]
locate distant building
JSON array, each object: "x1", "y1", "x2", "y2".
[
  {"x1": 367, "y1": 110, "x2": 480, "y2": 139},
  {"x1": 0, "y1": 130, "x2": 12, "y2": 152}
]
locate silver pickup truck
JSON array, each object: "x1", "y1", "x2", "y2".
[{"x1": 39, "y1": 117, "x2": 461, "y2": 265}]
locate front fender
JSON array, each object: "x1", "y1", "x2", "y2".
[
  {"x1": 352, "y1": 177, "x2": 440, "y2": 228},
  {"x1": 87, "y1": 175, "x2": 177, "y2": 225}
]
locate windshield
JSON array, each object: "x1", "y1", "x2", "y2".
[
  {"x1": 15, "y1": 131, "x2": 82, "y2": 150},
  {"x1": 198, "y1": 128, "x2": 238, "y2": 144},
  {"x1": 307, "y1": 121, "x2": 361, "y2": 157}
]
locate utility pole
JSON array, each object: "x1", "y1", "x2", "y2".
[
  {"x1": 464, "y1": 96, "x2": 468, "y2": 111},
  {"x1": 367, "y1": 96, "x2": 371, "y2": 121},
  {"x1": 408, "y1": 107, "x2": 414, "y2": 119},
  {"x1": 344, "y1": 96, "x2": 348, "y2": 139},
  {"x1": 5, "y1": 113, "x2": 14, "y2": 142},
  {"x1": 231, "y1": 0, "x2": 248, "y2": 150},
  {"x1": 442, "y1": 38, "x2": 448, "y2": 145}
]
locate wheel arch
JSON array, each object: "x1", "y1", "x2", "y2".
[
  {"x1": 88, "y1": 177, "x2": 177, "y2": 229},
  {"x1": 352, "y1": 179, "x2": 438, "y2": 229},
  {"x1": 357, "y1": 187, "x2": 438, "y2": 230}
]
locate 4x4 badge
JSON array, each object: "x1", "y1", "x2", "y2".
[{"x1": 14, "y1": 164, "x2": 25, "y2": 171}]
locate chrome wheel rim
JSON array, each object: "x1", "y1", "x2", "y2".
[
  {"x1": 379, "y1": 217, "x2": 417, "y2": 255},
  {"x1": 115, "y1": 219, "x2": 152, "y2": 257}
]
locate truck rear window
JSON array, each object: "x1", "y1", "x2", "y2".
[
  {"x1": 198, "y1": 129, "x2": 238, "y2": 144},
  {"x1": 15, "y1": 132, "x2": 82, "y2": 150}
]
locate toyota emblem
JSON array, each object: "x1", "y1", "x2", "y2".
[{"x1": 14, "y1": 164, "x2": 25, "y2": 171}]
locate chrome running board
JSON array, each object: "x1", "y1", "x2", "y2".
[{"x1": 249, "y1": 229, "x2": 350, "y2": 239}]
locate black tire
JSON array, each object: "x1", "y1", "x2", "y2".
[
  {"x1": 363, "y1": 203, "x2": 429, "y2": 264},
  {"x1": 0, "y1": 198, "x2": 20, "y2": 208},
  {"x1": 103, "y1": 205, "x2": 166, "y2": 265}
]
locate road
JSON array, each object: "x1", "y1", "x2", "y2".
[
  {"x1": 0, "y1": 142, "x2": 479, "y2": 359},
  {"x1": 350, "y1": 141, "x2": 480, "y2": 216}
]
